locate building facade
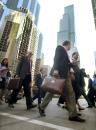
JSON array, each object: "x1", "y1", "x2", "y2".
[
  {"x1": 6, "y1": 0, "x2": 19, "y2": 10},
  {"x1": 22, "y1": 0, "x2": 29, "y2": 9},
  {"x1": 0, "y1": 12, "x2": 20, "y2": 64},
  {"x1": 36, "y1": 33, "x2": 43, "y2": 59},
  {"x1": 28, "y1": 24, "x2": 39, "y2": 82},
  {"x1": 0, "y1": 11, "x2": 39, "y2": 77},
  {"x1": 34, "y1": 2, "x2": 40, "y2": 26},
  {"x1": 57, "y1": 5, "x2": 75, "y2": 46},
  {"x1": 34, "y1": 33, "x2": 43, "y2": 75},
  {"x1": 0, "y1": 1, "x2": 4, "y2": 21},
  {"x1": 30, "y1": 0, "x2": 37, "y2": 15},
  {"x1": 21, "y1": 0, "x2": 40, "y2": 26},
  {"x1": 17, "y1": 15, "x2": 32, "y2": 60},
  {"x1": 91, "y1": 0, "x2": 96, "y2": 28}
]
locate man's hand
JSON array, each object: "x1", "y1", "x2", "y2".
[
  {"x1": 15, "y1": 75, "x2": 19, "y2": 78},
  {"x1": 53, "y1": 70, "x2": 60, "y2": 78},
  {"x1": 53, "y1": 70, "x2": 59, "y2": 75}
]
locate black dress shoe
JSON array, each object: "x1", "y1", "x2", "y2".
[
  {"x1": 27, "y1": 104, "x2": 37, "y2": 110},
  {"x1": 69, "y1": 116, "x2": 86, "y2": 122},
  {"x1": 77, "y1": 113, "x2": 82, "y2": 116},
  {"x1": 57, "y1": 103, "x2": 61, "y2": 107},
  {"x1": 79, "y1": 107, "x2": 85, "y2": 111},
  {"x1": 38, "y1": 105, "x2": 46, "y2": 117},
  {"x1": 62, "y1": 106, "x2": 68, "y2": 110}
]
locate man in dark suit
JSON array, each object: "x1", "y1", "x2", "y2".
[
  {"x1": 8, "y1": 52, "x2": 37, "y2": 110},
  {"x1": 39, "y1": 41, "x2": 85, "y2": 122},
  {"x1": 17, "y1": 52, "x2": 37, "y2": 110},
  {"x1": 32, "y1": 69, "x2": 44, "y2": 105},
  {"x1": 87, "y1": 75, "x2": 95, "y2": 107}
]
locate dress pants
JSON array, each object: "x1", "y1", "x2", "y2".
[
  {"x1": 87, "y1": 88, "x2": 96, "y2": 107},
  {"x1": 40, "y1": 75, "x2": 77, "y2": 118},
  {"x1": 32, "y1": 88, "x2": 41, "y2": 104},
  {"x1": 78, "y1": 87, "x2": 93, "y2": 106},
  {"x1": 9, "y1": 74, "x2": 32, "y2": 108},
  {"x1": 22, "y1": 74, "x2": 32, "y2": 107}
]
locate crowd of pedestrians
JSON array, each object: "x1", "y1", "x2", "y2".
[{"x1": 0, "y1": 41, "x2": 96, "y2": 123}]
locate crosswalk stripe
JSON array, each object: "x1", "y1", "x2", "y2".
[{"x1": 0, "y1": 112, "x2": 74, "y2": 130}]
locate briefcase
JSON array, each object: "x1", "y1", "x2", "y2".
[
  {"x1": 8, "y1": 78, "x2": 22, "y2": 90},
  {"x1": 41, "y1": 76, "x2": 65, "y2": 95}
]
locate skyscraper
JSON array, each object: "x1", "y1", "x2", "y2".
[
  {"x1": 22, "y1": 0, "x2": 29, "y2": 8},
  {"x1": 0, "y1": 11, "x2": 40, "y2": 76},
  {"x1": 0, "y1": 11, "x2": 20, "y2": 63},
  {"x1": 35, "y1": 33, "x2": 43, "y2": 75},
  {"x1": 6, "y1": 0, "x2": 19, "y2": 10},
  {"x1": 57, "y1": 5, "x2": 75, "y2": 46},
  {"x1": 37, "y1": 33, "x2": 43, "y2": 59},
  {"x1": 0, "y1": 1, "x2": 4, "y2": 21},
  {"x1": 91, "y1": 0, "x2": 96, "y2": 28},
  {"x1": 28, "y1": 24, "x2": 39, "y2": 82},
  {"x1": 30, "y1": 0, "x2": 37, "y2": 15},
  {"x1": 21, "y1": 0, "x2": 40, "y2": 26},
  {"x1": 34, "y1": 2, "x2": 40, "y2": 26}
]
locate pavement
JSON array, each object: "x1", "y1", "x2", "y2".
[{"x1": 0, "y1": 98, "x2": 96, "y2": 130}]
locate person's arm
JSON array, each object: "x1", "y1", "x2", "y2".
[
  {"x1": 35, "y1": 74, "x2": 41, "y2": 87},
  {"x1": 54, "y1": 46, "x2": 63, "y2": 71},
  {"x1": 54, "y1": 46, "x2": 69, "y2": 79}
]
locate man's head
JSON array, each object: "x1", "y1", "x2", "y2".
[
  {"x1": 62, "y1": 40, "x2": 71, "y2": 51},
  {"x1": 87, "y1": 75, "x2": 90, "y2": 78},
  {"x1": 40, "y1": 68, "x2": 43, "y2": 74},
  {"x1": 81, "y1": 68, "x2": 85, "y2": 73},
  {"x1": 72, "y1": 52, "x2": 79, "y2": 60},
  {"x1": 26, "y1": 52, "x2": 33, "y2": 59}
]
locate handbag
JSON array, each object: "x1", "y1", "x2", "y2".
[
  {"x1": 41, "y1": 76, "x2": 65, "y2": 95},
  {"x1": 8, "y1": 78, "x2": 22, "y2": 90}
]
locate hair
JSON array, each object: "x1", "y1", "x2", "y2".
[
  {"x1": 80, "y1": 68, "x2": 85, "y2": 71},
  {"x1": 72, "y1": 52, "x2": 79, "y2": 57},
  {"x1": 40, "y1": 68, "x2": 43, "y2": 72},
  {"x1": 1, "y1": 58, "x2": 8, "y2": 68},
  {"x1": 62, "y1": 40, "x2": 71, "y2": 46},
  {"x1": 27, "y1": 51, "x2": 33, "y2": 56}
]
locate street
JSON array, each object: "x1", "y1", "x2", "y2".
[{"x1": 0, "y1": 98, "x2": 96, "y2": 130}]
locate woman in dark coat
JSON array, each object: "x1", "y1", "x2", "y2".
[{"x1": 0, "y1": 58, "x2": 8, "y2": 103}]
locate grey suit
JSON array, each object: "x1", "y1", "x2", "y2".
[
  {"x1": 16, "y1": 56, "x2": 32, "y2": 79},
  {"x1": 15, "y1": 56, "x2": 32, "y2": 108}
]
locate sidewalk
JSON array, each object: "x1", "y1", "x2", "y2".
[{"x1": 0, "y1": 98, "x2": 96, "y2": 130}]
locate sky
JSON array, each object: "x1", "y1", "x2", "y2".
[{"x1": 38, "y1": 0, "x2": 96, "y2": 76}]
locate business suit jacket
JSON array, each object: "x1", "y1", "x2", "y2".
[
  {"x1": 50, "y1": 45, "x2": 70, "y2": 79},
  {"x1": 16, "y1": 56, "x2": 32, "y2": 79}
]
